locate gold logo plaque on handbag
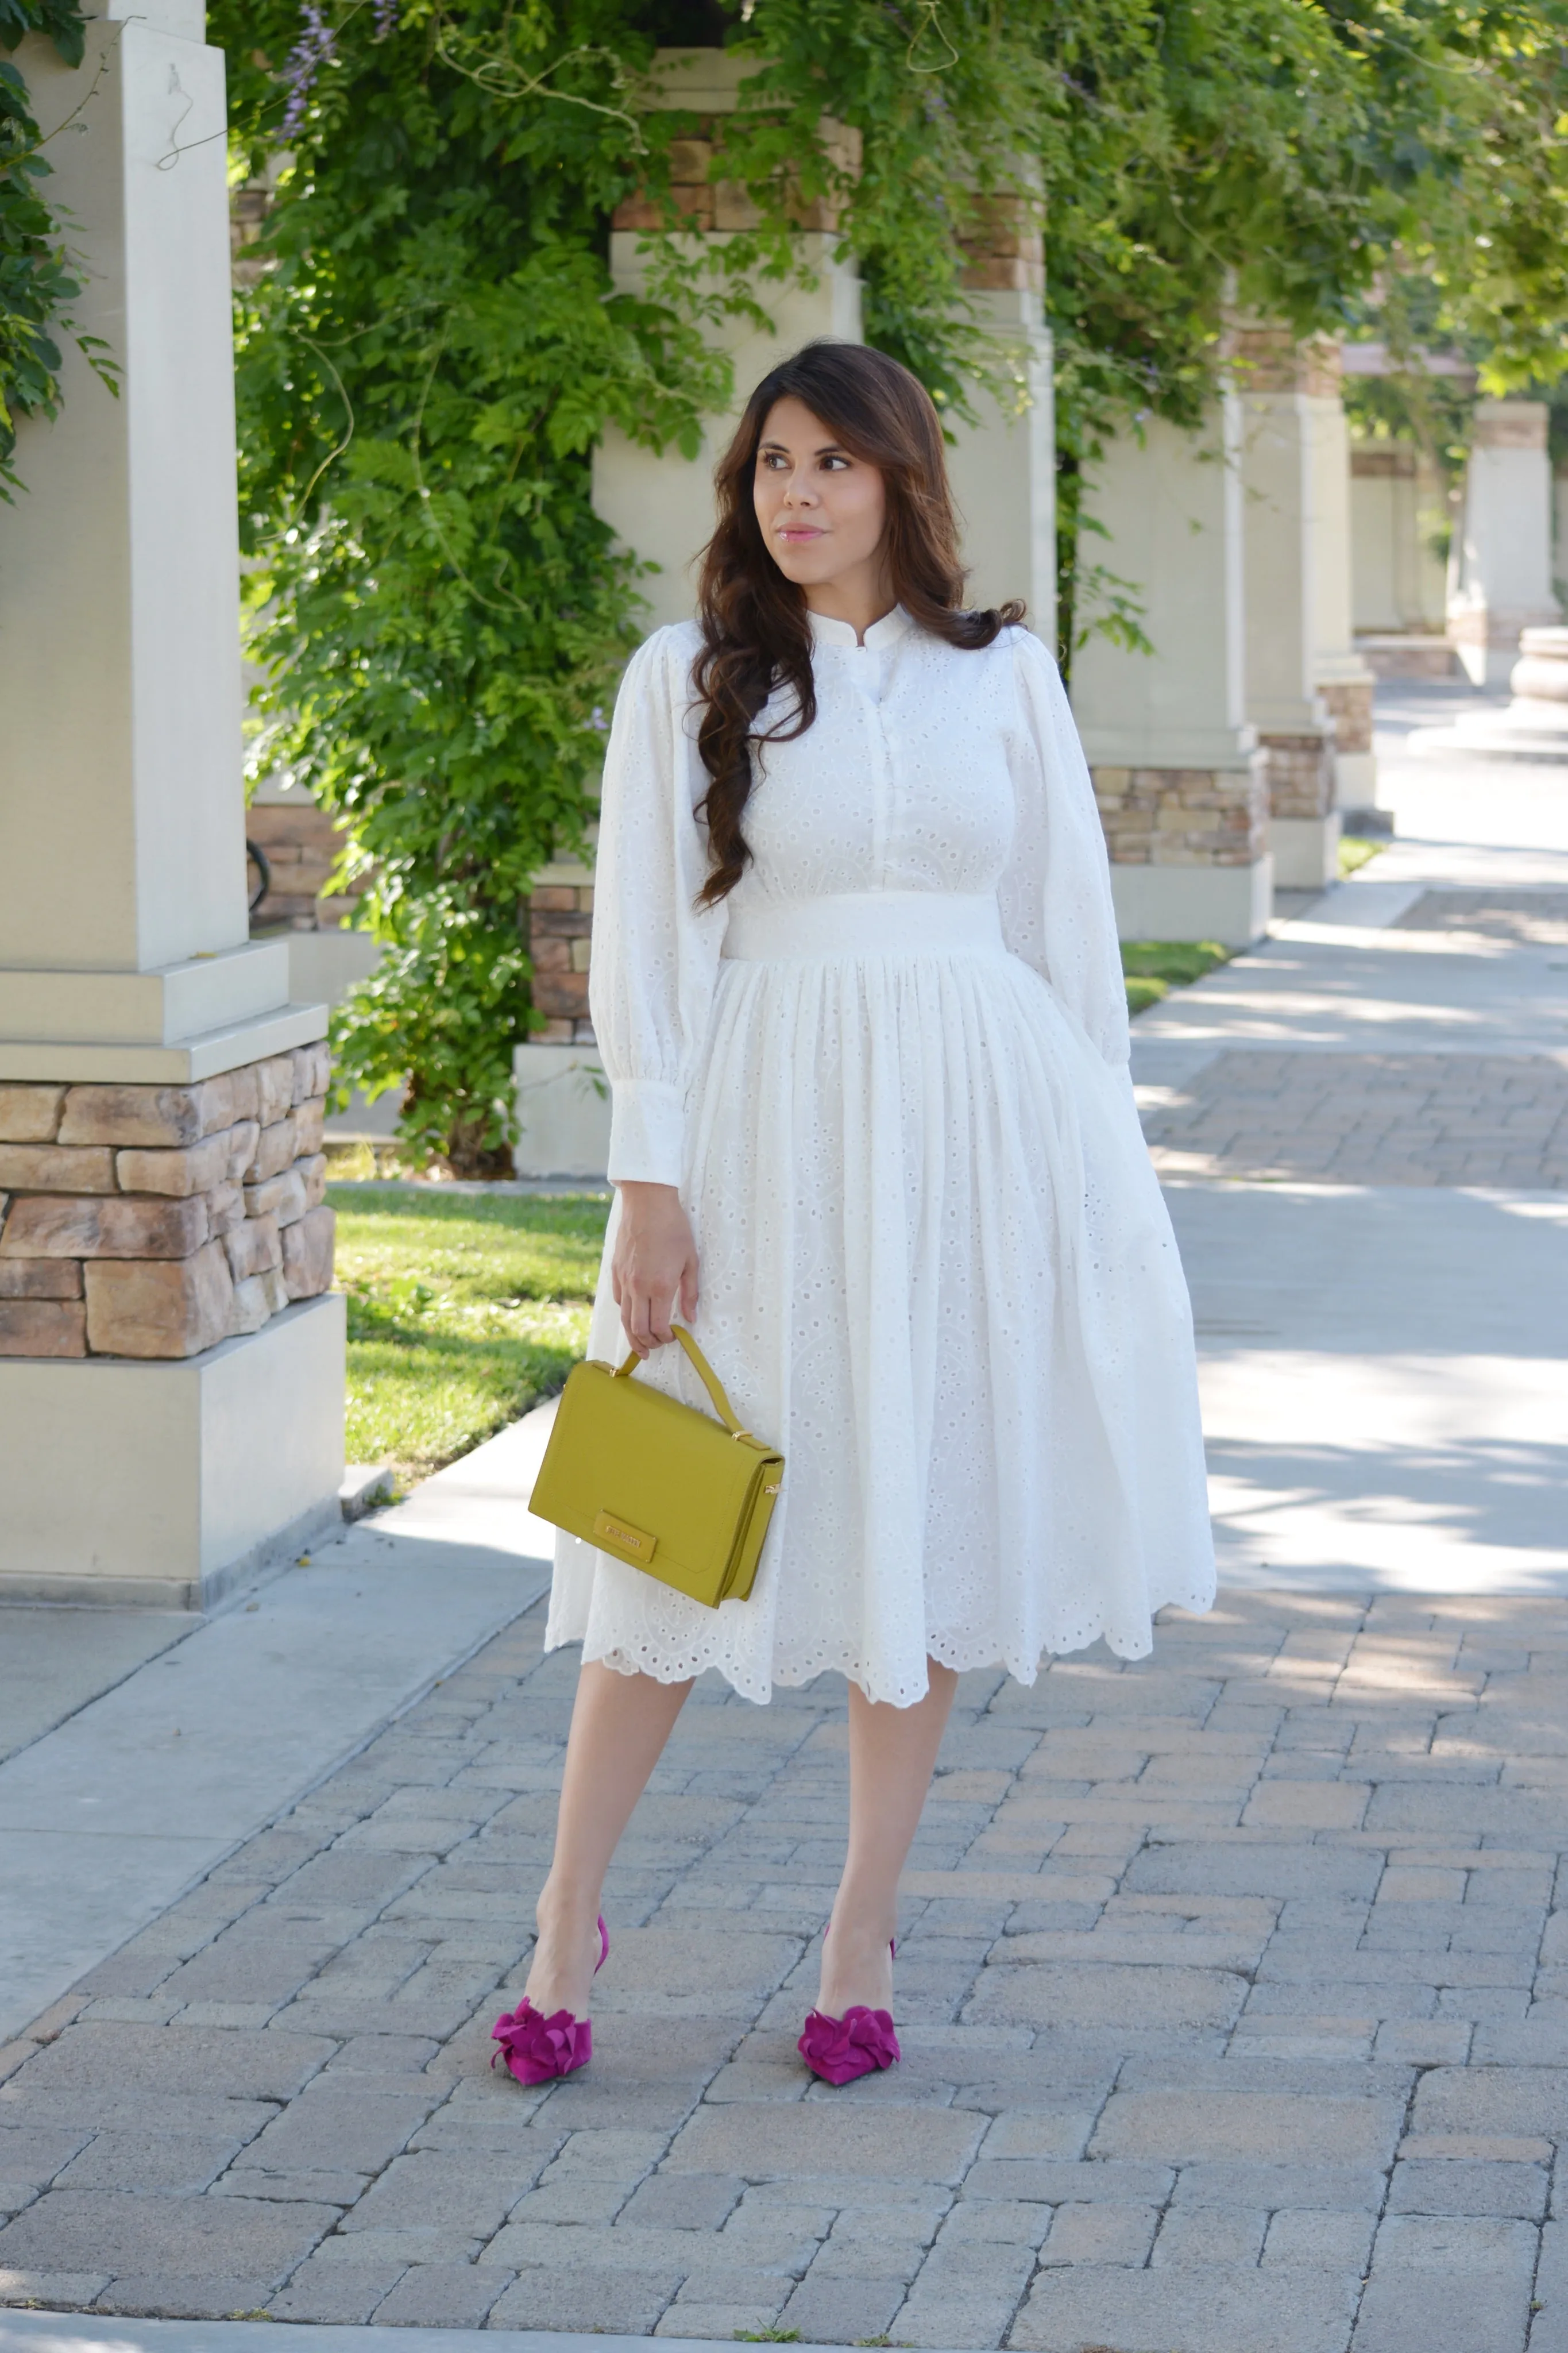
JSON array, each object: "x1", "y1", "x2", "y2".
[{"x1": 528, "y1": 1325, "x2": 783, "y2": 1610}]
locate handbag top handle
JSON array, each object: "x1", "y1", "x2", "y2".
[{"x1": 613, "y1": 1324, "x2": 747, "y2": 1438}]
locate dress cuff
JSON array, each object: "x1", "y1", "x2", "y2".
[{"x1": 606, "y1": 1079, "x2": 686, "y2": 1186}]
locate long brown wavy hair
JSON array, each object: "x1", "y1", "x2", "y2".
[{"x1": 692, "y1": 340, "x2": 1024, "y2": 907}]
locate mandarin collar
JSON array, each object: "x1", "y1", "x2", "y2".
[{"x1": 807, "y1": 604, "x2": 914, "y2": 651}]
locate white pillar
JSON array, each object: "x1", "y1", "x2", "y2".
[
  {"x1": 1236, "y1": 333, "x2": 1339, "y2": 887},
  {"x1": 590, "y1": 47, "x2": 862, "y2": 631},
  {"x1": 1308, "y1": 362, "x2": 1380, "y2": 813},
  {"x1": 0, "y1": 4, "x2": 344, "y2": 1607},
  {"x1": 944, "y1": 199, "x2": 1056, "y2": 645},
  {"x1": 1447, "y1": 399, "x2": 1561, "y2": 687},
  {"x1": 1349, "y1": 442, "x2": 1449, "y2": 638},
  {"x1": 1071, "y1": 404, "x2": 1272, "y2": 947}
]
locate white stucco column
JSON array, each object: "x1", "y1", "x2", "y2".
[
  {"x1": 1071, "y1": 404, "x2": 1272, "y2": 947},
  {"x1": 0, "y1": 3, "x2": 345, "y2": 1606},
  {"x1": 590, "y1": 47, "x2": 862, "y2": 631},
  {"x1": 1309, "y1": 363, "x2": 1380, "y2": 814},
  {"x1": 944, "y1": 199, "x2": 1056, "y2": 645},
  {"x1": 1349, "y1": 443, "x2": 1449, "y2": 639},
  {"x1": 1447, "y1": 399, "x2": 1561, "y2": 686},
  {"x1": 1234, "y1": 331, "x2": 1339, "y2": 886}
]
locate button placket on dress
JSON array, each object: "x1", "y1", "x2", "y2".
[{"x1": 849, "y1": 624, "x2": 905, "y2": 888}]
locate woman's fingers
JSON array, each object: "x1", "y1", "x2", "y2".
[
  {"x1": 623, "y1": 1289, "x2": 652, "y2": 1356},
  {"x1": 610, "y1": 1184, "x2": 700, "y2": 1356},
  {"x1": 621, "y1": 1272, "x2": 689, "y2": 1353},
  {"x1": 645, "y1": 1276, "x2": 677, "y2": 1348},
  {"x1": 620, "y1": 1285, "x2": 703, "y2": 1352},
  {"x1": 623, "y1": 1284, "x2": 666, "y2": 1356}
]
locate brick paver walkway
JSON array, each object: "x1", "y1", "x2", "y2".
[
  {"x1": 2, "y1": 1590, "x2": 1565, "y2": 2352},
  {"x1": 1142, "y1": 1051, "x2": 1568, "y2": 1187}
]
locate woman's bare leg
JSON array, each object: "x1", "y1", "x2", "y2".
[
  {"x1": 817, "y1": 1660, "x2": 959, "y2": 2018},
  {"x1": 525, "y1": 1659, "x2": 692, "y2": 2016}
]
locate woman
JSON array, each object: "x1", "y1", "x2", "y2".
[{"x1": 493, "y1": 340, "x2": 1214, "y2": 2092}]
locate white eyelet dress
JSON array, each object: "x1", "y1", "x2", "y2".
[{"x1": 544, "y1": 607, "x2": 1215, "y2": 1706}]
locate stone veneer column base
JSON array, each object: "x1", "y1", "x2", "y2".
[
  {"x1": 1258, "y1": 728, "x2": 1340, "y2": 889},
  {"x1": 528, "y1": 870, "x2": 596, "y2": 1044},
  {"x1": 1094, "y1": 758, "x2": 1273, "y2": 946},
  {"x1": 1317, "y1": 677, "x2": 1379, "y2": 812},
  {"x1": 0, "y1": 1042, "x2": 346, "y2": 1607},
  {"x1": 0, "y1": 1293, "x2": 346, "y2": 1608},
  {"x1": 520, "y1": 863, "x2": 609, "y2": 1179},
  {"x1": 0, "y1": 1042, "x2": 336, "y2": 1360}
]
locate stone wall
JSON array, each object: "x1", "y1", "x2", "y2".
[
  {"x1": 1318, "y1": 676, "x2": 1374, "y2": 757},
  {"x1": 957, "y1": 192, "x2": 1044, "y2": 295},
  {"x1": 609, "y1": 115, "x2": 860, "y2": 237},
  {"x1": 1092, "y1": 764, "x2": 1269, "y2": 869},
  {"x1": 0, "y1": 1044, "x2": 335, "y2": 1361},
  {"x1": 1258, "y1": 730, "x2": 1336, "y2": 822},
  {"x1": 1230, "y1": 322, "x2": 1343, "y2": 399},
  {"x1": 248, "y1": 801, "x2": 365, "y2": 932},
  {"x1": 528, "y1": 881, "x2": 596, "y2": 1045}
]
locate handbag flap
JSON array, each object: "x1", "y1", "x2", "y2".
[{"x1": 532, "y1": 1357, "x2": 779, "y2": 1589}]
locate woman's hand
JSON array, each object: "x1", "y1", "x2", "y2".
[{"x1": 611, "y1": 1181, "x2": 700, "y2": 1356}]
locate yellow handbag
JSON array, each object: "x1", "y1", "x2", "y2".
[{"x1": 528, "y1": 1325, "x2": 783, "y2": 1610}]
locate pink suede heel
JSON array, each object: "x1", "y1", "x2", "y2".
[
  {"x1": 798, "y1": 1936, "x2": 900, "y2": 2086},
  {"x1": 491, "y1": 1916, "x2": 608, "y2": 2086}
]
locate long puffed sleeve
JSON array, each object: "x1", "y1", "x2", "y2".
[
  {"x1": 997, "y1": 628, "x2": 1131, "y2": 1070},
  {"x1": 588, "y1": 624, "x2": 728, "y2": 1186}
]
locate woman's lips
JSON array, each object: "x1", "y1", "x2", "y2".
[{"x1": 778, "y1": 526, "x2": 824, "y2": 542}]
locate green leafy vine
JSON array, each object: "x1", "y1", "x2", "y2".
[{"x1": 0, "y1": 0, "x2": 118, "y2": 497}]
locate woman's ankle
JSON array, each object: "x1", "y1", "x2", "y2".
[
  {"x1": 828, "y1": 1891, "x2": 897, "y2": 1955},
  {"x1": 818, "y1": 1897, "x2": 896, "y2": 2014},
  {"x1": 535, "y1": 1878, "x2": 601, "y2": 1945}
]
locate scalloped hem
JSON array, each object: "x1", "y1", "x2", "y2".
[{"x1": 548, "y1": 1580, "x2": 1217, "y2": 1710}]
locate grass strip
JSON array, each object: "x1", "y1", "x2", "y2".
[
  {"x1": 1121, "y1": 938, "x2": 1233, "y2": 1016},
  {"x1": 1339, "y1": 832, "x2": 1386, "y2": 877},
  {"x1": 330, "y1": 1183, "x2": 611, "y2": 1486}
]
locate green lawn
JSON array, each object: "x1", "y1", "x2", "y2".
[
  {"x1": 1121, "y1": 938, "x2": 1234, "y2": 1016},
  {"x1": 1339, "y1": 831, "x2": 1386, "y2": 877},
  {"x1": 331, "y1": 1185, "x2": 610, "y2": 1486}
]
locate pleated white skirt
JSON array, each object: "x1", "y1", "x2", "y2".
[{"x1": 545, "y1": 890, "x2": 1215, "y2": 1706}]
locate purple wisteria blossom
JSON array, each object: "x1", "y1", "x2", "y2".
[
  {"x1": 279, "y1": 4, "x2": 337, "y2": 142},
  {"x1": 373, "y1": 0, "x2": 398, "y2": 34}
]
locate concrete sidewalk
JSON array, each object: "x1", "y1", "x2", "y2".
[
  {"x1": 0, "y1": 1410, "x2": 562, "y2": 2048},
  {"x1": 0, "y1": 2312, "x2": 831, "y2": 2353},
  {"x1": 1131, "y1": 689, "x2": 1568, "y2": 1611},
  {"x1": 0, "y1": 686, "x2": 1564, "y2": 2353}
]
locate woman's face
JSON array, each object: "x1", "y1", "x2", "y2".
[{"x1": 752, "y1": 396, "x2": 889, "y2": 593}]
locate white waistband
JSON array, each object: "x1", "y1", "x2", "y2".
[{"x1": 722, "y1": 889, "x2": 1006, "y2": 962}]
